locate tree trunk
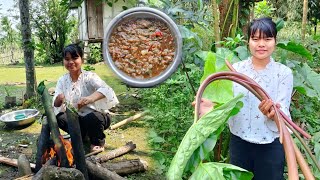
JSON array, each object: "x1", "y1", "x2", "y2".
[
  {"x1": 239, "y1": 0, "x2": 253, "y2": 40},
  {"x1": 212, "y1": 0, "x2": 221, "y2": 49},
  {"x1": 19, "y1": 0, "x2": 37, "y2": 99},
  {"x1": 218, "y1": 0, "x2": 233, "y2": 38},
  {"x1": 230, "y1": 0, "x2": 239, "y2": 38},
  {"x1": 302, "y1": 0, "x2": 308, "y2": 40}
]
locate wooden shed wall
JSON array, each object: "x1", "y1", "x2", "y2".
[{"x1": 77, "y1": 0, "x2": 134, "y2": 42}]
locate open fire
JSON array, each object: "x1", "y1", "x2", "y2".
[{"x1": 42, "y1": 135, "x2": 74, "y2": 167}]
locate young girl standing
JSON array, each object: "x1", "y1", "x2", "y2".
[{"x1": 198, "y1": 17, "x2": 293, "y2": 180}]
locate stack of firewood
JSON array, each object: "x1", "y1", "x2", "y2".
[{"x1": 0, "y1": 141, "x2": 147, "y2": 180}]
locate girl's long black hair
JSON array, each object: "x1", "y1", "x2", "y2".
[
  {"x1": 62, "y1": 43, "x2": 83, "y2": 59},
  {"x1": 248, "y1": 17, "x2": 277, "y2": 41}
]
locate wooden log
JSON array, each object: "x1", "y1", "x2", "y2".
[
  {"x1": 15, "y1": 174, "x2": 33, "y2": 180},
  {"x1": 32, "y1": 158, "x2": 56, "y2": 180},
  {"x1": 86, "y1": 160, "x2": 125, "y2": 180},
  {"x1": 66, "y1": 107, "x2": 89, "y2": 180},
  {"x1": 42, "y1": 165, "x2": 85, "y2": 180},
  {"x1": 38, "y1": 85, "x2": 69, "y2": 167},
  {"x1": 110, "y1": 111, "x2": 148, "y2": 130},
  {"x1": 85, "y1": 149, "x2": 103, "y2": 157},
  {"x1": 0, "y1": 156, "x2": 35, "y2": 169},
  {"x1": 101, "y1": 159, "x2": 148, "y2": 175},
  {"x1": 35, "y1": 117, "x2": 50, "y2": 172},
  {"x1": 98, "y1": 141, "x2": 136, "y2": 163},
  {"x1": 18, "y1": 154, "x2": 32, "y2": 177}
]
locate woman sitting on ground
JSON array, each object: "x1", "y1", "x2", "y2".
[{"x1": 52, "y1": 43, "x2": 119, "y2": 152}]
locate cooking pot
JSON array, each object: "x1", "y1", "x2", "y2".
[
  {"x1": 103, "y1": 7, "x2": 182, "y2": 87},
  {"x1": 0, "y1": 109, "x2": 39, "y2": 127}
]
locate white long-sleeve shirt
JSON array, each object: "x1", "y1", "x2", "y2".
[
  {"x1": 228, "y1": 57, "x2": 293, "y2": 144},
  {"x1": 53, "y1": 70, "x2": 119, "y2": 116}
]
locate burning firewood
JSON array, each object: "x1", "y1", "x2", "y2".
[{"x1": 97, "y1": 141, "x2": 136, "y2": 163}]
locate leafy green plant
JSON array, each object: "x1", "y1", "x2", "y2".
[
  {"x1": 31, "y1": 0, "x2": 76, "y2": 64},
  {"x1": 4, "y1": 87, "x2": 10, "y2": 97},
  {"x1": 87, "y1": 43, "x2": 103, "y2": 64},
  {"x1": 190, "y1": 162, "x2": 253, "y2": 180},
  {"x1": 254, "y1": 0, "x2": 276, "y2": 18},
  {"x1": 83, "y1": 65, "x2": 95, "y2": 71},
  {"x1": 167, "y1": 95, "x2": 251, "y2": 179},
  {"x1": 217, "y1": 34, "x2": 246, "y2": 51}
]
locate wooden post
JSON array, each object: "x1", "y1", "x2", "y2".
[
  {"x1": 66, "y1": 107, "x2": 89, "y2": 180},
  {"x1": 35, "y1": 117, "x2": 50, "y2": 172},
  {"x1": 38, "y1": 86, "x2": 68, "y2": 167}
]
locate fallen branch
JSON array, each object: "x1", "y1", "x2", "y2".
[
  {"x1": 0, "y1": 156, "x2": 35, "y2": 169},
  {"x1": 97, "y1": 141, "x2": 136, "y2": 163},
  {"x1": 101, "y1": 159, "x2": 148, "y2": 175},
  {"x1": 110, "y1": 111, "x2": 148, "y2": 130},
  {"x1": 86, "y1": 160, "x2": 125, "y2": 180}
]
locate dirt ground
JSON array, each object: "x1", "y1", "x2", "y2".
[{"x1": 0, "y1": 94, "x2": 164, "y2": 180}]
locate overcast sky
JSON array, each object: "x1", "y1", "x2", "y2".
[{"x1": 0, "y1": 0, "x2": 15, "y2": 15}]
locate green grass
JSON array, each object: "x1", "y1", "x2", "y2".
[{"x1": 0, "y1": 63, "x2": 128, "y2": 106}]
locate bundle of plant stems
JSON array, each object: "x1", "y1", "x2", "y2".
[{"x1": 193, "y1": 60, "x2": 320, "y2": 180}]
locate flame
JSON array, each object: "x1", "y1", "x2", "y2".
[
  {"x1": 59, "y1": 136, "x2": 74, "y2": 166},
  {"x1": 42, "y1": 136, "x2": 74, "y2": 167}
]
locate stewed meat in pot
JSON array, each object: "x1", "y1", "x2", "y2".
[{"x1": 108, "y1": 18, "x2": 176, "y2": 79}]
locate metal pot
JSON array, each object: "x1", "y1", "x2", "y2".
[
  {"x1": 0, "y1": 109, "x2": 39, "y2": 127},
  {"x1": 103, "y1": 7, "x2": 182, "y2": 87}
]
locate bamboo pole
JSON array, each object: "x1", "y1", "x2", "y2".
[
  {"x1": 66, "y1": 107, "x2": 89, "y2": 180},
  {"x1": 38, "y1": 83, "x2": 68, "y2": 167}
]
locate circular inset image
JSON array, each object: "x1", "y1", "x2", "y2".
[{"x1": 103, "y1": 7, "x2": 182, "y2": 87}]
